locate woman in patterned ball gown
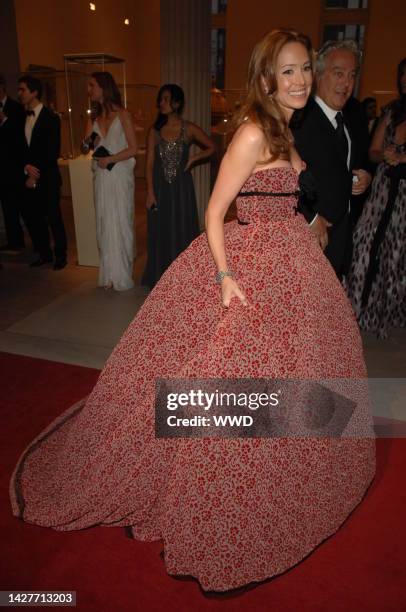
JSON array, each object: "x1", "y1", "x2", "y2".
[
  {"x1": 347, "y1": 58, "x2": 406, "y2": 339},
  {"x1": 142, "y1": 84, "x2": 215, "y2": 288},
  {"x1": 10, "y1": 30, "x2": 375, "y2": 593}
]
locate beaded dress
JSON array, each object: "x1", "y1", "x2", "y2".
[{"x1": 141, "y1": 120, "x2": 200, "y2": 288}]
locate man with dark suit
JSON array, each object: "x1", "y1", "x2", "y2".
[
  {"x1": 0, "y1": 74, "x2": 26, "y2": 250},
  {"x1": 291, "y1": 40, "x2": 371, "y2": 279},
  {"x1": 17, "y1": 75, "x2": 67, "y2": 269}
]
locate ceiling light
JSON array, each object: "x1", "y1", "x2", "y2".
[
  {"x1": 124, "y1": 18, "x2": 130, "y2": 25},
  {"x1": 90, "y1": 3, "x2": 96, "y2": 11}
]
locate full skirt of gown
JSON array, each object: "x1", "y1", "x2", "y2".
[{"x1": 10, "y1": 168, "x2": 375, "y2": 592}]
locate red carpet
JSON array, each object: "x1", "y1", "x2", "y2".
[{"x1": 1, "y1": 352, "x2": 405, "y2": 611}]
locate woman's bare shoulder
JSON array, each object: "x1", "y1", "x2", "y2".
[{"x1": 234, "y1": 120, "x2": 264, "y2": 144}]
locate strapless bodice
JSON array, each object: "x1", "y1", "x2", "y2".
[{"x1": 236, "y1": 166, "x2": 300, "y2": 224}]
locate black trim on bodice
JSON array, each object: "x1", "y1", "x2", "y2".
[
  {"x1": 237, "y1": 190, "x2": 300, "y2": 224},
  {"x1": 238, "y1": 190, "x2": 300, "y2": 197}
]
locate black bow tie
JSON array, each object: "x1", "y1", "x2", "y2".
[{"x1": 26, "y1": 110, "x2": 35, "y2": 117}]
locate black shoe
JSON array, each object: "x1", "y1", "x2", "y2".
[
  {"x1": 30, "y1": 256, "x2": 52, "y2": 267},
  {"x1": 53, "y1": 259, "x2": 67, "y2": 270}
]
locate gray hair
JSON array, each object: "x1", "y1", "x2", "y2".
[{"x1": 315, "y1": 39, "x2": 361, "y2": 75}]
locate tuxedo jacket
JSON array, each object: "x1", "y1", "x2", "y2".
[
  {"x1": 290, "y1": 97, "x2": 369, "y2": 274},
  {"x1": 21, "y1": 106, "x2": 62, "y2": 189},
  {"x1": 0, "y1": 97, "x2": 26, "y2": 186},
  {"x1": 291, "y1": 97, "x2": 369, "y2": 223}
]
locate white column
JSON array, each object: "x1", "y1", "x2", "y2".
[{"x1": 160, "y1": 0, "x2": 211, "y2": 226}]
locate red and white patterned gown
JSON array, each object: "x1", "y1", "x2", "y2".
[{"x1": 10, "y1": 167, "x2": 375, "y2": 592}]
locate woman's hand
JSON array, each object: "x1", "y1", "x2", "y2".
[
  {"x1": 25, "y1": 164, "x2": 40, "y2": 180},
  {"x1": 82, "y1": 134, "x2": 101, "y2": 154},
  {"x1": 96, "y1": 156, "x2": 113, "y2": 169},
  {"x1": 25, "y1": 176, "x2": 37, "y2": 189},
  {"x1": 310, "y1": 214, "x2": 331, "y2": 250},
  {"x1": 146, "y1": 191, "x2": 157, "y2": 210},
  {"x1": 383, "y1": 146, "x2": 400, "y2": 166},
  {"x1": 221, "y1": 276, "x2": 248, "y2": 308},
  {"x1": 184, "y1": 155, "x2": 197, "y2": 172}
]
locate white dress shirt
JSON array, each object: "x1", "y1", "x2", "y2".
[{"x1": 25, "y1": 102, "x2": 43, "y2": 146}]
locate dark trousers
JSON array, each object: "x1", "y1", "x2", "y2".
[
  {"x1": 0, "y1": 183, "x2": 25, "y2": 248},
  {"x1": 325, "y1": 212, "x2": 353, "y2": 280},
  {"x1": 21, "y1": 183, "x2": 67, "y2": 260}
]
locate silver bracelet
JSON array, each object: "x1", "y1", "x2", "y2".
[{"x1": 215, "y1": 270, "x2": 234, "y2": 284}]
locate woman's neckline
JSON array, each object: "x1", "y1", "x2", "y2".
[
  {"x1": 96, "y1": 114, "x2": 119, "y2": 139},
  {"x1": 160, "y1": 119, "x2": 185, "y2": 143}
]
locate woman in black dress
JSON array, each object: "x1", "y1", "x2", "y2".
[{"x1": 142, "y1": 84, "x2": 215, "y2": 289}]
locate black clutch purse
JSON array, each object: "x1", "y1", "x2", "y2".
[{"x1": 93, "y1": 145, "x2": 115, "y2": 171}]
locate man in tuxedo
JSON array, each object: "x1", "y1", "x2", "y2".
[
  {"x1": 0, "y1": 74, "x2": 26, "y2": 250},
  {"x1": 17, "y1": 75, "x2": 67, "y2": 269},
  {"x1": 291, "y1": 40, "x2": 371, "y2": 279}
]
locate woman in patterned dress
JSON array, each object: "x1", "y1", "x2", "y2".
[
  {"x1": 347, "y1": 58, "x2": 406, "y2": 338},
  {"x1": 10, "y1": 30, "x2": 375, "y2": 592},
  {"x1": 141, "y1": 84, "x2": 215, "y2": 288}
]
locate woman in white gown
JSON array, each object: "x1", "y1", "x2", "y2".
[{"x1": 84, "y1": 72, "x2": 137, "y2": 291}]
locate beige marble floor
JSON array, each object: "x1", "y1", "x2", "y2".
[
  {"x1": 0, "y1": 183, "x2": 148, "y2": 368},
  {"x1": 0, "y1": 183, "x2": 405, "y2": 430}
]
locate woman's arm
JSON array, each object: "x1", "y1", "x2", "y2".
[
  {"x1": 205, "y1": 122, "x2": 264, "y2": 307},
  {"x1": 385, "y1": 119, "x2": 406, "y2": 165},
  {"x1": 185, "y1": 122, "x2": 216, "y2": 170},
  {"x1": 369, "y1": 114, "x2": 389, "y2": 164},
  {"x1": 80, "y1": 117, "x2": 96, "y2": 154},
  {"x1": 145, "y1": 127, "x2": 157, "y2": 208}
]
